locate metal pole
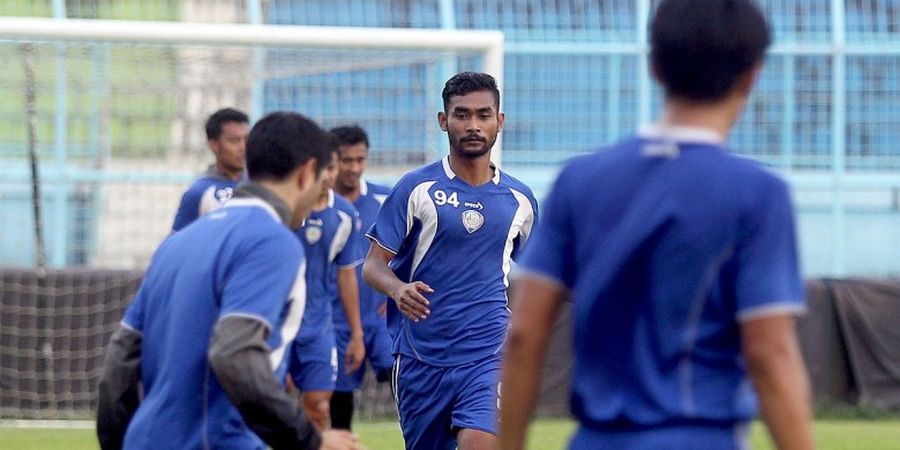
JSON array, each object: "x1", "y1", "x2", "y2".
[
  {"x1": 831, "y1": 0, "x2": 847, "y2": 276},
  {"x1": 23, "y1": 44, "x2": 47, "y2": 273},
  {"x1": 51, "y1": 0, "x2": 68, "y2": 267},
  {"x1": 248, "y1": 0, "x2": 265, "y2": 122},
  {"x1": 636, "y1": 0, "x2": 652, "y2": 126}
]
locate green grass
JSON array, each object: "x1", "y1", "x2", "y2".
[{"x1": 2, "y1": 419, "x2": 900, "y2": 449}]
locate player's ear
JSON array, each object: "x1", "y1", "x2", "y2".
[
  {"x1": 438, "y1": 111, "x2": 448, "y2": 132},
  {"x1": 295, "y1": 158, "x2": 319, "y2": 193},
  {"x1": 207, "y1": 138, "x2": 220, "y2": 154},
  {"x1": 497, "y1": 111, "x2": 505, "y2": 132}
]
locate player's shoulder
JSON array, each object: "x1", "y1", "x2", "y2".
[
  {"x1": 331, "y1": 191, "x2": 360, "y2": 220},
  {"x1": 362, "y1": 179, "x2": 391, "y2": 197}
]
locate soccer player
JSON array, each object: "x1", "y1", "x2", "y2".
[
  {"x1": 498, "y1": 1, "x2": 815, "y2": 450},
  {"x1": 363, "y1": 72, "x2": 538, "y2": 450},
  {"x1": 289, "y1": 144, "x2": 367, "y2": 431},
  {"x1": 328, "y1": 125, "x2": 394, "y2": 430},
  {"x1": 171, "y1": 108, "x2": 249, "y2": 231},
  {"x1": 97, "y1": 112, "x2": 361, "y2": 450}
]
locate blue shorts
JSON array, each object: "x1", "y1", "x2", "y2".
[
  {"x1": 289, "y1": 328, "x2": 338, "y2": 392},
  {"x1": 569, "y1": 422, "x2": 751, "y2": 450},
  {"x1": 334, "y1": 323, "x2": 394, "y2": 392},
  {"x1": 392, "y1": 353, "x2": 501, "y2": 450}
]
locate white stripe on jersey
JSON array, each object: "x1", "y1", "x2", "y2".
[
  {"x1": 329, "y1": 209, "x2": 354, "y2": 263},
  {"x1": 268, "y1": 261, "x2": 306, "y2": 370},
  {"x1": 198, "y1": 185, "x2": 219, "y2": 216},
  {"x1": 407, "y1": 181, "x2": 439, "y2": 278},
  {"x1": 501, "y1": 188, "x2": 536, "y2": 288}
]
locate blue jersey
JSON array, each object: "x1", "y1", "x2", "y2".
[
  {"x1": 367, "y1": 156, "x2": 538, "y2": 366},
  {"x1": 295, "y1": 190, "x2": 363, "y2": 341},
  {"x1": 518, "y1": 125, "x2": 805, "y2": 430},
  {"x1": 172, "y1": 166, "x2": 240, "y2": 231},
  {"x1": 333, "y1": 179, "x2": 390, "y2": 331},
  {"x1": 122, "y1": 197, "x2": 306, "y2": 450}
]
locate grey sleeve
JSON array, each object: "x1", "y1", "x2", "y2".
[
  {"x1": 96, "y1": 325, "x2": 143, "y2": 450},
  {"x1": 208, "y1": 316, "x2": 321, "y2": 450}
]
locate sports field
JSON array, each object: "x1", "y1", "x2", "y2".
[{"x1": 2, "y1": 418, "x2": 898, "y2": 449}]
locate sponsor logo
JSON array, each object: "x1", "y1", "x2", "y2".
[{"x1": 464, "y1": 201, "x2": 484, "y2": 210}]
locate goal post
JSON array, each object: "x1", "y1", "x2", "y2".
[{"x1": 0, "y1": 16, "x2": 503, "y2": 420}]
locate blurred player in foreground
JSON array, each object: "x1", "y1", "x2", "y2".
[
  {"x1": 499, "y1": 1, "x2": 815, "y2": 449},
  {"x1": 328, "y1": 125, "x2": 394, "y2": 430},
  {"x1": 289, "y1": 142, "x2": 366, "y2": 430},
  {"x1": 172, "y1": 107, "x2": 249, "y2": 231},
  {"x1": 97, "y1": 112, "x2": 361, "y2": 450},
  {"x1": 364, "y1": 72, "x2": 538, "y2": 450}
]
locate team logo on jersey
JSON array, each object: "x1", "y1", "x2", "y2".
[
  {"x1": 305, "y1": 225, "x2": 322, "y2": 244},
  {"x1": 462, "y1": 209, "x2": 485, "y2": 234},
  {"x1": 215, "y1": 187, "x2": 234, "y2": 204}
]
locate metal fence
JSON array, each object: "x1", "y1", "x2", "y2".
[{"x1": 0, "y1": 0, "x2": 898, "y2": 276}]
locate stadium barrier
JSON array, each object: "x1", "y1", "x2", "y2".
[{"x1": 1, "y1": 269, "x2": 898, "y2": 419}]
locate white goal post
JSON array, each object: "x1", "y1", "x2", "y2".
[{"x1": 0, "y1": 16, "x2": 506, "y2": 163}]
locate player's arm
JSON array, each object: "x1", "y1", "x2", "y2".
[
  {"x1": 498, "y1": 277, "x2": 567, "y2": 450},
  {"x1": 209, "y1": 316, "x2": 325, "y2": 449},
  {"x1": 96, "y1": 324, "x2": 142, "y2": 450},
  {"x1": 362, "y1": 244, "x2": 432, "y2": 322},
  {"x1": 336, "y1": 266, "x2": 366, "y2": 372},
  {"x1": 741, "y1": 314, "x2": 814, "y2": 450},
  {"x1": 171, "y1": 185, "x2": 201, "y2": 232}
]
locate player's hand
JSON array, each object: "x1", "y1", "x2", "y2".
[
  {"x1": 345, "y1": 333, "x2": 366, "y2": 373},
  {"x1": 319, "y1": 429, "x2": 364, "y2": 450},
  {"x1": 390, "y1": 281, "x2": 433, "y2": 322},
  {"x1": 377, "y1": 300, "x2": 387, "y2": 318}
]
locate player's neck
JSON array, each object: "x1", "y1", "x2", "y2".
[
  {"x1": 216, "y1": 163, "x2": 243, "y2": 181},
  {"x1": 448, "y1": 152, "x2": 494, "y2": 187},
  {"x1": 659, "y1": 96, "x2": 743, "y2": 142},
  {"x1": 335, "y1": 184, "x2": 360, "y2": 202},
  {"x1": 314, "y1": 189, "x2": 330, "y2": 210}
]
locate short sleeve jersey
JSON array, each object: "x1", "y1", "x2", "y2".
[
  {"x1": 367, "y1": 156, "x2": 538, "y2": 366},
  {"x1": 172, "y1": 167, "x2": 241, "y2": 231},
  {"x1": 294, "y1": 190, "x2": 363, "y2": 341},
  {"x1": 333, "y1": 179, "x2": 391, "y2": 331},
  {"x1": 122, "y1": 197, "x2": 306, "y2": 450},
  {"x1": 518, "y1": 125, "x2": 806, "y2": 427}
]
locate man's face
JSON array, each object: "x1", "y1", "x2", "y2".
[
  {"x1": 321, "y1": 151, "x2": 339, "y2": 192},
  {"x1": 439, "y1": 90, "x2": 504, "y2": 159},
  {"x1": 291, "y1": 159, "x2": 326, "y2": 229},
  {"x1": 209, "y1": 121, "x2": 249, "y2": 173},
  {"x1": 337, "y1": 142, "x2": 368, "y2": 192}
]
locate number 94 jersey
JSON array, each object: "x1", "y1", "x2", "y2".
[{"x1": 366, "y1": 156, "x2": 538, "y2": 367}]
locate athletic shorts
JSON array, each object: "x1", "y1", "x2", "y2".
[
  {"x1": 334, "y1": 323, "x2": 394, "y2": 392},
  {"x1": 289, "y1": 327, "x2": 338, "y2": 392},
  {"x1": 391, "y1": 353, "x2": 501, "y2": 450}
]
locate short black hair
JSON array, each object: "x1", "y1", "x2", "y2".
[
  {"x1": 650, "y1": 0, "x2": 771, "y2": 102},
  {"x1": 441, "y1": 72, "x2": 500, "y2": 111},
  {"x1": 205, "y1": 108, "x2": 249, "y2": 140},
  {"x1": 330, "y1": 125, "x2": 369, "y2": 149},
  {"x1": 245, "y1": 112, "x2": 332, "y2": 181}
]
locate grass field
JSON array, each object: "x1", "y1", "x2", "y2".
[{"x1": 2, "y1": 418, "x2": 899, "y2": 449}]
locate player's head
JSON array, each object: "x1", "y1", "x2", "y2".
[
  {"x1": 205, "y1": 108, "x2": 250, "y2": 177},
  {"x1": 245, "y1": 112, "x2": 332, "y2": 227},
  {"x1": 320, "y1": 134, "x2": 341, "y2": 195},
  {"x1": 650, "y1": 0, "x2": 771, "y2": 103},
  {"x1": 330, "y1": 125, "x2": 369, "y2": 193},
  {"x1": 438, "y1": 72, "x2": 505, "y2": 159}
]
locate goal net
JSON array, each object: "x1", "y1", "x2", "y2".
[{"x1": 0, "y1": 16, "x2": 502, "y2": 419}]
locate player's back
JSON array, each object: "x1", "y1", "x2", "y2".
[
  {"x1": 543, "y1": 127, "x2": 803, "y2": 429},
  {"x1": 124, "y1": 199, "x2": 301, "y2": 450},
  {"x1": 171, "y1": 167, "x2": 240, "y2": 231}
]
